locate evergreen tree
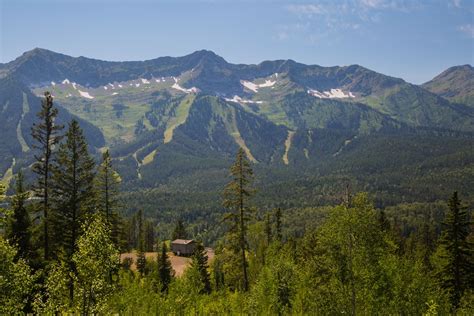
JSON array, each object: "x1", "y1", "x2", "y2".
[
  {"x1": 135, "y1": 210, "x2": 146, "y2": 276},
  {"x1": 275, "y1": 208, "x2": 282, "y2": 242},
  {"x1": 7, "y1": 171, "x2": 31, "y2": 260},
  {"x1": 126, "y1": 214, "x2": 138, "y2": 250},
  {"x1": 172, "y1": 219, "x2": 187, "y2": 240},
  {"x1": 50, "y1": 119, "x2": 96, "y2": 302},
  {"x1": 223, "y1": 148, "x2": 255, "y2": 291},
  {"x1": 136, "y1": 251, "x2": 146, "y2": 276},
  {"x1": 437, "y1": 191, "x2": 473, "y2": 309},
  {"x1": 264, "y1": 213, "x2": 272, "y2": 245},
  {"x1": 31, "y1": 91, "x2": 63, "y2": 260},
  {"x1": 190, "y1": 241, "x2": 211, "y2": 294},
  {"x1": 95, "y1": 150, "x2": 122, "y2": 247},
  {"x1": 144, "y1": 221, "x2": 155, "y2": 252},
  {"x1": 378, "y1": 209, "x2": 390, "y2": 232},
  {"x1": 0, "y1": 184, "x2": 9, "y2": 230},
  {"x1": 157, "y1": 242, "x2": 173, "y2": 293}
]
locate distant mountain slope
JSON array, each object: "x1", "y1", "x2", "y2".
[
  {"x1": 422, "y1": 64, "x2": 474, "y2": 107},
  {"x1": 1, "y1": 48, "x2": 473, "y2": 203},
  {"x1": 0, "y1": 74, "x2": 104, "y2": 184}
]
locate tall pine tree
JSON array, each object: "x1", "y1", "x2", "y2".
[
  {"x1": 95, "y1": 150, "x2": 122, "y2": 247},
  {"x1": 31, "y1": 91, "x2": 63, "y2": 260},
  {"x1": 223, "y1": 148, "x2": 255, "y2": 291},
  {"x1": 50, "y1": 119, "x2": 96, "y2": 304},
  {"x1": 437, "y1": 191, "x2": 473, "y2": 309},
  {"x1": 135, "y1": 210, "x2": 146, "y2": 276}
]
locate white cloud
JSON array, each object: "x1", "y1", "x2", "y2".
[
  {"x1": 286, "y1": 4, "x2": 325, "y2": 16},
  {"x1": 459, "y1": 24, "x2": 474, "y2": 38},
  {"x1": 360, "y1": 0, "x2": 385, "y2": 8},
  {"x1": 452, "y1": 0, "x2": 462, "y2": 8},
  {"x1": 280, "y1": 1, "x2": 420, "y2": 44}
]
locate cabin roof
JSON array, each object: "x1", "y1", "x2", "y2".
[{"x1": 171, "y1": 239, "x2": 194, "y2": 245}]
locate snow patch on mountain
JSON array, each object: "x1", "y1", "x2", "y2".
[
  {"x1": 172, "y1": 83, "x2": 199, "y2": 94},
  {"x1": 307, "y1": 89, "x2": 355, "y2": 99},
  {"x1": 104, "y1": 86, "x2": 108, "y2": 90},
  {"x1": 62, "y1": 79, "x2": 70, "y2": 84},
  {"x1": 241, "y1": 79, "x2": 276, "y2": 93},
  {"x1": 78, "y1": 90, "x2": 94, "y2": 99},
  {"x1": 72, "y1": 82, "x2": 77, "y2": 90},
  {"x1": 171, "y1": 77, "x2": 199, "y2": 94},
  {"x1": 112, "y1": 92, "x2": 118, "y2": 96},
  {"x1": 51, "y1": 81, "x2": 56, "y2": 86},
  {"x1": 224, "y1": 95, "x2": 263, "y2": 104},
  {"x1": 259, "y1": 80, "x2": 276, "y2": 88},
  {"x1": 141, "y1": 78, "x2": 150, "y2": 84}
]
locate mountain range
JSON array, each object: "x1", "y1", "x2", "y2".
[{"x1": 1, "y1": 48, "x2": 473, "y2": 213}]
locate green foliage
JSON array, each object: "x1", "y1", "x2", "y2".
[
  {"x1": 33, "y1": 260, "x2": 71, "y2": 313},
  {"x1": 172, "y1": 218, "x2": 187, "y2": 240},
  {"x1": 35, "y1": 214, "x2": 119, "y2": 314},
  {"x1": 250, "y1": 245, "x2": 297, "y2": 315},
  {"x1": 72, "y1": 214, "x2": 119, "y2": 314},
  {"x1": 0, "y1": 236, "x2": 34, "y2": 314},
  {"x1": 275, "y1": 207, "x2": 282, "y2": 242},
  {"x1": 188, "y1": 241, "x2": 211, "y2": 294},
  {"x1": 136, "y1": 251, "x2": 146, "y2": 276},
  {"x1": 0, "y1": 183, "x2": 9, "y2": 230},
  {"x1": 435, "y1": 192, "x2": 473, "y2": 309},
  {"x1": 6, "y1": 171, "x2": 32, "y2": 260}
]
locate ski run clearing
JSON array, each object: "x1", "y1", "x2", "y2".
[{"x1": 283, "y1": 131, "x2": 295, "y2": 165}]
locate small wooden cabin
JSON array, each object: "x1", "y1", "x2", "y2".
[{"x1": 171, "y1": 239, "x2": 196, "y2": 256}]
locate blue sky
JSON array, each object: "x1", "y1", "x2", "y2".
[{"x1": 1, "y1": 0, "x2": 472, "y2": 83}]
